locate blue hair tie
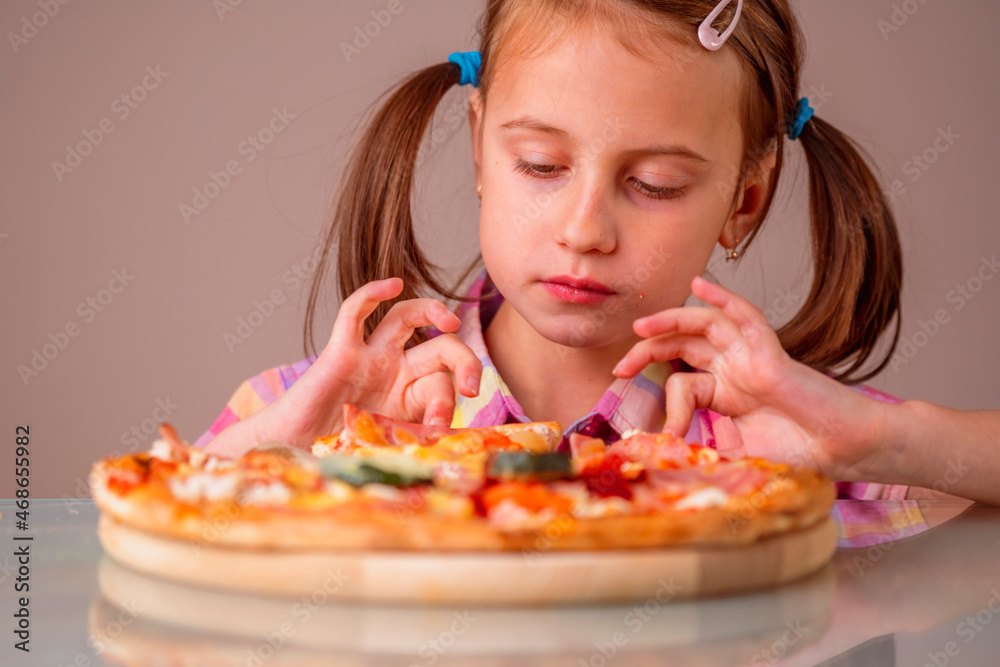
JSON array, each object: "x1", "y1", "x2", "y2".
[
  {"x1": 786, "y1": 97, "x2": 814, "y2": 141},
  {"x1": 448, "y1": 51, "x2": 481, "y2": 87}
]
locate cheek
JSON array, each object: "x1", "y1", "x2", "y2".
[
  {"x1": 479, "y1": 175, "x2": 550, "y2": 261},
  {"x1": 478, "y1": 201, "x2": 522, "y2": 284}
]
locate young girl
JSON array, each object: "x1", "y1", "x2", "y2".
[{"x1": 199, "y1": 0, "x2": 999, "y2": 504}]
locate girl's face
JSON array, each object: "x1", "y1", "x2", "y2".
[{"x1": 471, "y1": 21, "x2": 765, "y2": 350}]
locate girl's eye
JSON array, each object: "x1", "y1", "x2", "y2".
[
  {"x1": 512, "y1": 157, "x2": 563, "y2": 179},
  {"x1": 513, "y1": 157, "x2": 685, "y2": 201},
  {"x1": 628, "y1": 178, "x2": 685, "y2": 201}
]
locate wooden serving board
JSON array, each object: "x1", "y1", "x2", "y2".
[
  {"x1": 93, "y1": 557, "x2": 836, "y2": 659},
  {"x1": 98, "y1": 514, "x2": 837, "y2": 605}
]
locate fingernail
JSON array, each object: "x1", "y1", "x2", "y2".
[{"x1": 612, "y1": 360, "x2": 626, "y2": 376}]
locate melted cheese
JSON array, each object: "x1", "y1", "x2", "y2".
[
  {"x1": 361, "y1": 484, "x2": 408, "y2": 502},
  {"x1": 149, "y1": 439, "x2": 173, "y2": 461},
  {"x1": 675, "y1": 487, "x2": 729, "y2": 510},
  {"x1": 238, "y1": 481, "x2": 292, "y2": 507},
  {"x1": 169, "y1": 472, "x2": 240, "y2": 504},
  {"x1": 571, "y1": 496, "x2": 632, "y2": 518}
]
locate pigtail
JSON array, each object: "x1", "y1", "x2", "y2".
[
  {"x1": 777, "y1": 116, "x2": 903, "y2": 382},
  {"x1": 304, "y1": 62, "x2": 471, "y2": 357}
]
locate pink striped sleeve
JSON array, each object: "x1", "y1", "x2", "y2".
[
  {"x1": 840, "y1": 383, "x2": 909, "y2": 499},
  {"x1": 192, "y1": 356, "x2": 317, "y2": 449}
]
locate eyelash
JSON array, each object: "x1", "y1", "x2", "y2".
[{"x1": 511, "y1": 157, "x2": 685, "y2": 201}]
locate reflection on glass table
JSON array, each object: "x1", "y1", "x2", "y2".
[{"x1": 3, "y1": 499, "x2": 999, "y2": 666}]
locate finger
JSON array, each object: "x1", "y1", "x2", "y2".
[
  {"x1": 408, "y1": 372, "x2": 457, "y2": 427},
  {"x1": 613, "y1": 334, "x2": 717, "y2": 379},
  {"x1": 404, "y1": 333, "x2": 482, "y2": 397},
  {"x1": 690, "y1": 276, "x2": 769, "y2": 337},
  {"x1": 633, "y1": 306, "x2": 742, "y2": 350},
  {"x1": 330, "y1": 278, "x2": 404, "y2": 344},
  {"x1": 367, "y1": 298, "x2": 461, "y2": 350},
  {"x1": 662, "y1": 372, "x2": 717, "y2": 438},
  {"x1": 158, "y1": 423, "x2": 189, "y2": 450}
]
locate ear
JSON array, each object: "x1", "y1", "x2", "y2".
[
  {"x1": 468, "y1": 89, "x2": 485, "y2": 192},
  {"x1": 718, "y1": 149, "x2": 777, "y2": 250}
]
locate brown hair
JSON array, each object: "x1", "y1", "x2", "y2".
[{"x1": 306, "y1": 0, "x2": 902, "y2": 383}]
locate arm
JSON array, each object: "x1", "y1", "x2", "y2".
[
  {"x1": 203, "y1": 413, "x2": 270, "y2": 459},
  {"x1": 876, "y1": 401, "x2": 999, "y2": 504}
]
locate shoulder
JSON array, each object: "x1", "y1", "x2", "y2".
[{"x1": 230, "y1": 356, "x2": 316, "y2": 412}]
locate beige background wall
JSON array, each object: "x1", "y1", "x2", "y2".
[{"x1": 2, "y1": 0, "x2": 997, "y2": 499}]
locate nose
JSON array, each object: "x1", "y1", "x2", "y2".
[{"x1": 554, "y1": 177, "x2": 617, "y2": 255}]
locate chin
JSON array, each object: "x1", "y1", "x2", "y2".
[{"x1": 530, "y1": 314, "x2": 626, "y2": 350}]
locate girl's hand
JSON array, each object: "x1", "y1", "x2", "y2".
[
  {"x1": 612, "y1": 277, "x2": 884, "y2": 480},
  {"x1": 249, "y1": 278, "x2": 481, "y2": 450}
]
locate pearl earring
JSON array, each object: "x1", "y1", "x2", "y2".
[{"x1": 726, "y1": 238, "x2": 741, "y2": 262}]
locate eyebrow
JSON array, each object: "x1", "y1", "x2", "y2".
[{"x1": 498, "y1": 117, "x2": 710, "y2": 163}]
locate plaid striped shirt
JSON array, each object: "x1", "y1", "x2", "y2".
[{"x1": 195, "y1": 271, "x2": 909, "y2": 507}]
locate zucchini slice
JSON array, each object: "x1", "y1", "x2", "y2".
[
  {"x1": 320, "y1": 454, "x2": 434, "y2": 488},
  {"x1": 487, "y1": 451, "x2": 573, "y2": 482}
]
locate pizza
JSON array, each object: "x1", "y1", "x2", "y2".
[{"x1": 90, "y1": 404, "x2": 835, "y2": 552}]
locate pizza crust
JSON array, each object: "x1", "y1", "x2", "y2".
[{"x1": 90, "y1": 461, "x2": 833, "y2": 551}]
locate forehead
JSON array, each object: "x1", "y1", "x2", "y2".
[{"x1": 485, "y1": 17, "x2": 745, "y2": 159}]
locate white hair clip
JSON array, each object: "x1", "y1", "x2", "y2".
[{"x1": 698, "y1": 0, "x2": 743, "y2": 51}]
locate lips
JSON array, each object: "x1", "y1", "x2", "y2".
[{"x1": 541, "y1": 275, "x2": 617, "y2": 305}]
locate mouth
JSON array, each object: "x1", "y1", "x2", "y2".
[{"x1": 541, "y1": 275, "x2": 617, "y2": 305}]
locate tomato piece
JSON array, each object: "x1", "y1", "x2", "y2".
[
  {"x1": 480, "y1": 482, "x2": 573, "y2": 515},
  {"x1": 579, "y1": 452, "x2": 636, "y2": 500}
]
